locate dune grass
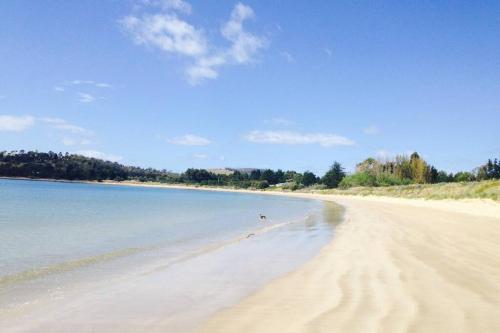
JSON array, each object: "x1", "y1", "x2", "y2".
[{"x1": 305, "y1": 179, "x2": 500, "y2": 201}]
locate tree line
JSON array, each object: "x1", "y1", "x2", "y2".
[
  {"x1": 0, "y1": 150, "x2": 177, "y2": 182},
  {"x1": 339, "y1": 153, "x2": 500, "y2": 188},
  {"x1": 1, "y1": 150, "x2": 498, "y2": 190}
]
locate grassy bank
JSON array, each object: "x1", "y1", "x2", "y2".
[
  {"x1": 304, "y1": 179, "x2": 500, "y2": 201},
  {"x1": 118, "y1": 179, "x2": 500, "y2": 201}
]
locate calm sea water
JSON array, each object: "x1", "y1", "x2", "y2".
[{"x1": 0, "y1": 179, "x2": 341, "y2": 331}]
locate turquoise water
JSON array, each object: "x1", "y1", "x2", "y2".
[
  {"x1": 0, "y1": 179, "x2": 320, "y2": 276},
  {"x1": 0, "y1": 179, "x2": 340, "y2": 331}
]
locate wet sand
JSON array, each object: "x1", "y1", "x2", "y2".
[{"x1": 199, "y1": 194, "x2": 500, "y2": 333}]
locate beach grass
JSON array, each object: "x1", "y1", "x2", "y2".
[
  {"x1": 304, "y1": 179, "x2": 500, "y2": 201},
  {"x1": 99, "y1": 178, "x2": 500, "y2": 201}
]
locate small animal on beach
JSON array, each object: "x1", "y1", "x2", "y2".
[{"x1": 259, "y1": 214, "x2": 267, "y2": 222}]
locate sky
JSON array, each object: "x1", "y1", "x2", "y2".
[{"x1": 1, "y1": 0, "x2": 499, "y2": 174}]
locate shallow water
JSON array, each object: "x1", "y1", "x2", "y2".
[{"x1": 0, "y1": 179, "x2": 341, "y2": 331}]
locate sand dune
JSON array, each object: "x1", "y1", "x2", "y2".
[{"x1": 199, "y1": 195, "x2": 500, "y2": 333}]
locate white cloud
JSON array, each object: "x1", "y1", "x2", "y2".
[
  {"x1": 0, "y1": 115, "x2": 35, "y2": 132},
  {"x1": 280, "y1": 51, "x2": 295, "y2": 63},
  {"x1": 193, "y1": 153, "x2": 208, "y2": 159},
  {"x1": 121, "y1": 1, "x2": 267, "y2": 85},
  {"x1": 77, "y1": 93, "x2": 96, "y2": 103},
  {"x1": 186, "y1": 55, "x2": 226, "y2": 84},
  {"x1": 70, "y1": 80, "x2": 113, "y2": 89},
  {"x1": 142, "y1": 0, "x2": 192, "y2": 14},
  {"x1": 363, "y1": 125, "x2": 380, "y2": 135},
  {"x1": 167, "y1": 134, "x2": 211, "y2": 146},
  {"x1": 41, "y1": 118, "x2": 92, "y2": 135},
  {"x1": 375, "y1": 150, "x2": 393, "y2": 160},
  {"x1": 120, "y1": 14, "x2": 207, "y2": 57},
  {"x1": 0, "y1": 115, "x2": 95, "y2": 148},
  {"x1": 221, "y1": 3, "x2": 266, "y2": 64},
  {"x1": 76, "y1": 150, "x2": 123, "y2": 162},
  {"x1": 54, "y1": 81, "x2": 111, "y2": 103},
  {"x1": 62, "y1": 138, "x2": 92, "y2": 146},
  {"x1": 324, "y1": 48, "x2": 333, "y2": 57},
  {"x1": 244, "y1": 130, "x2": 354, "y2": 147},
  {"x1": 95, "y1": 82, "x2": 112, "y2": 88}
]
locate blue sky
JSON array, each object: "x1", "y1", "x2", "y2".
[{"x1": 1, "y1": 0, "x2": 499, "y2": 174}]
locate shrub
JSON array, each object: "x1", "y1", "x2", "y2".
[
  {"x1": 376, "y1": 173, "x2": 411, "y2": 186},
  {"x1": 339, "y1": 172, "x2": 376, "y2": 188},
  {"x1": 253, "y1": 180, "x2": 269, "y2": 189},
  {"x1": 339, "y1": 172, "x2": 411, "y2": 189}
]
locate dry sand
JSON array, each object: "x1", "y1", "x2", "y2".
[{"x1": 199, "y1": 193, "x2": 500, "y2": 333}]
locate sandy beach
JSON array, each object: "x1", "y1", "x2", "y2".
[
  {"x1": 199, "y1": 193, "x2": 500, "y2": 333},
  {"x1": 1, "y1": 180, "x2": 500, "y2": 332}
]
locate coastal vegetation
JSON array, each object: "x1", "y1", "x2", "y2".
[
  {"x1": 1, "y1": 150, "x2": 499, "y2": 200},
  {"x1": 0, "y1": 150, "x2": 177, "y2": 182},
  {"x1": 314, "y1": 179, "x2": 500, "y2": 201}
]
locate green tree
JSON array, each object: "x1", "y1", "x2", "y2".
[
  {"x1": 275, "y1": 169, "x2": 286, "y2": 183},
  {"x1": 260, "y1": 169, "x2": 277, "y2": 184},
  {"x1": 454, "y1": 171, "x2": 475, "y2": 182},
  {"x1": 301, "y1": 171, "x2": 318, "y2": 186},
  {"x1": 321, "y1": 162, "x2": 345, "y2": 188},
  {"x1": 409, "y1": 152, "x2": 428, "y2": 183},
  {"x1": 436, "y1": 170, "x2": 452, "y2": 183},
  {"x1": 249, "y1": 169, "x2": 261, "y2": 180}
]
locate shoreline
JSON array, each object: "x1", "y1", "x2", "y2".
[
  {"x1": 2, "y1": 177, "x2": 499, "y2": 219},
  {"x1": 198, "y1": 193, "x2": 500, "y2": 332},
  {"x1": 2, "y1": 177, "x2": 500, "y2": 331},
  {"x1": 0, "y1": 178, "x2": 339, "y2": 332}
]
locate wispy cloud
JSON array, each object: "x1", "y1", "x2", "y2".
[
  {"x1": 193, "y1": 153, "x2": 208, "y2": 159},
  {"x1": 375, "y1": 149, "x2": 394, "y2": 160},
  {"x1": 53, "y1": 80, "x2": 111, "y2": 103},
  {"x1": 324, "y1": 47, "x2": 333, "y2": 57},
  {"x1": 167, "y1": 134, "x2": 211, "y2": 146},
  {"x1": 363, "y1": 125, "x2": 380, "y2": 135},
  {"x1": 41, "y1": 118, "x2": 94, "y2": 147},
  {"x1": 62, "y1": 138, "x2": 92, "y2": 146},
  {"x1": 0, "y1": 115, "x2": 35, "y2": 132},
  {"x1": 75, "y1": 150, "x2": 123, "y2": 162},
  {"x1": 120, "y1": 14, "x2": 207, "y2": 57},
  {"x1": 41, "y1": 118, "x2": 92, "y2": 135},
  {"x1": 244, "y1": 130, "x2": 354, "y2": 147},
  {"x1": 77, "y1": 93, "x2": 96, "y2": 103},
  {"x1": 221, "y1": 3, "x2": 266, "y2": 64},
  {"x1": 142, "y1": 0, "x2": 192, "y2": 14},
  {"x1": 0, "y1": 95, "x2": 7, "y2": 100},
  {"x1": 280, "y1": 51, "x2": 295, "y2": 63},
  {"x1": 69, "y1": 80, "x2": 113, "y2": 89},
  {"x1": 121, "y1": 1, "x2": 267, "y2": 85},
  {"x1": 0, "y1": 115, "x2": 95, "y2": 147}
]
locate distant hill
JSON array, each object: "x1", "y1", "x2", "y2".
[
  {"x1": 0, "y1": 150, "x2": 176, "y2": 182},
  {"x1": 208, "y1": 168, "x2": 260, "y2": 175}
]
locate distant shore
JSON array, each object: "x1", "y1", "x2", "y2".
[{"x1": 2, "y1": 176, "x2": 499, "y2": 202}]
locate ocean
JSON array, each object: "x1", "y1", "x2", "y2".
[{"x1": 0, "y1": 178, "x2": 341, "y2": 331}]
